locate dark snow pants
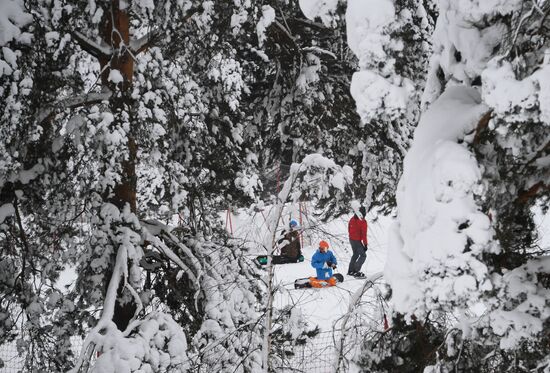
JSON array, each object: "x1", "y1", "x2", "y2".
[{"x1": 348, "y1": 239, "x2": 367, "y2": 274}]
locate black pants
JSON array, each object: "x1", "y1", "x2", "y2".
[
  {"x1": 348, "y1": 239, "x2": 367, "y2": 273},
  {"x1": 272, "y1": 255, "x2": 300, "y2": 264}
]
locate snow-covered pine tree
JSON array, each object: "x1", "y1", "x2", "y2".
[
  {"x1": 237, "y1": 0, "x2": 363, "y2": 214},
  {"x1": 0, "y1": 1, "x2": 92, "y2": 370},
  {"x1": 468, "y1": 2, "x2": 550, "y2": 369},
  {"x1": 344, "y1": 0, "x2": 435, "y2": 211},
  {"x1": 234, "y1": 0, "x2": 432, "y2": 217},
  {"x1": 0, "y1": 1, "x2": 268, "y2": 371},
  {"x1": 248, "y1": 1, "x2": 356, "y2": 162},
  {"x1": 370, "y1": 0, "x2": 550, "y2": 371}
]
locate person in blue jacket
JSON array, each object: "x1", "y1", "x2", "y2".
[{"x1": 311, "y1": 240, "x2": 337, "y2": 280}]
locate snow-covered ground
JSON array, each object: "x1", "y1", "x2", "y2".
[{"x1": 229, "y1": 204, "x2": 393, "y2": 330}]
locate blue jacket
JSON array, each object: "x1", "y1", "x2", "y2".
[{"x1": 311, "y1": 250, "x2": 337, "y2": 280}]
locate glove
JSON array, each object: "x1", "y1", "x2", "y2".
[
  {"x1": 326, "y1": 261, "x2": 337, "y2": 269},
  {"x1": 363, "y1": 244, "x2": 368, "y2": 252}
]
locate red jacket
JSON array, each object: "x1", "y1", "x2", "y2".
[{"x1": 348, "y1": 215, "x2": 367, "y2": 244}]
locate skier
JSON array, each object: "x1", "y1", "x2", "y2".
[
  {"x1": 347, "y1": 205, "x2": 368, "y2": 278},
  {"x1": 311, "y1": 240, "x2": 337, "y2": 280},
  {"x1": 278, "y1": 219, "x2": 302, "y2": 262}
]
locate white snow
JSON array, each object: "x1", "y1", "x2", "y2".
[
  {"x1": 483, "y1": 59, "x2": 550, "y2": 124},
  {"x1": 88, "y1": 313, "x2": 189, "y2": 373},
  {"x1": 296, "y1": 53, "x2": 321, "y2": 92},
  {"x1": 45, "y1": 31, "x2": 60, "y2": 47},
  {"x1": 229, "y1": 204, "x2": 391, "y2": 331},
  {"x1": 350, "y1": 70, "x2": 414, "y2": 123},
  {"x1": 108, "y1": 69, "x2": 124, "y2": 84},
  {"x1": 2, "y1": 47, "x2": 18, "y2": 69},
  {"x1": 0, "y1": 0, "x2": 32, "y2": 46},
  {"x1": 16, "y1": 164, "x2": 46, "y2": 184},
  {"x1": 386, "y1": 86, "x2": 493, "y2": 317},
  {"x1": 0, "y1": 203, "x2": 15, "y2": 224},
  {"x1": 256, "y1": 5, "x2": 275, "y2": 47},
  {"x1": 345, "y1": 0, "x2": 394, "y2": 67},
  {"x1": 422, "y1": 0, "x2": 522, "y2": 106},
  {"x1": 299, "y1": 0, "x2": 339, "y2": 27},
  {"x1": 345, "y1": 0, "x2": 417, "y2": 124}
]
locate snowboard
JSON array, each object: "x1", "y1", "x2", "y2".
[
  {"x1": 256, "y1": 254, "x2": 304, "y2": 266},
  {"x1": 294, "y1": 273, "x2": 344, "y2": 289}
]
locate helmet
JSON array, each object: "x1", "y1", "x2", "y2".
[
  {"x1": 289, "y1": 219, "x2": 298, "y2": 228},
  {"x1": 319, "y1": 240, "x2": 329, "y2": 249}
]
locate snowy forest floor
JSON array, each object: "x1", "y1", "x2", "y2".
[
  {"x1": 230, "y1": 206, "x2": 392, "y2": 329},
  {"x1": 0, "y1": 204, "x2": 547, "y2": 373},
  {"x1": 227, "y1": 205, "x2": 393, "y2": 372},
  {"x1": 227, "y1": 202, "x2": 549, "y2": 372}
]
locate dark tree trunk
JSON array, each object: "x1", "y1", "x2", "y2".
[{"x1": 100, "y1": 0, "x2": 137, "y2": 331}]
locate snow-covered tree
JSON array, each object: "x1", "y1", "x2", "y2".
[
  {"x1": 0, "y1": 1, "x2": 267, "y2": 371},
  {"x1": 248, "y1": 0, "x2": 434, "y2": 214},
  {"x1": 345, "y1": 0, "x2": 435, "y2": 211},
  {"x1": 253, "y1": 0, "x2": 360, "y2": 170},
  {"x1": 363, "y1": 0, "x2": 550, "y2": 371}
]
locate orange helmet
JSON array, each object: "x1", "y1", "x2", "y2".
[{"x1": 319, "y1": 240, "x2": 329, "y2": 249}]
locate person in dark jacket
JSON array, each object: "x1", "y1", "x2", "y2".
[
  {"x1": 278, "y1": 219, "x2": 302, "y2": 261},
  {"x1": 347, "y1": 206, "x2": 368, "y2": 277},
  {"x1": 311, "y1": 240, "x2": 337, "y2": 280}
]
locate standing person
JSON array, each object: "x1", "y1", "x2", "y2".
[
  {"x1": 347, "y1": 206, "x2": 368, "y2": 278},
  {"x1": 278, "y1": 219, "x2": 302, "y2": 262},
  {"x1": 311, "y1": 240, "x2": 337, "y2": 280}
]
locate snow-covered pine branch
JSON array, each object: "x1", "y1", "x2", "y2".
[
  {"x1": 71, "y1": 30, "x2": 113, "y2": 59},
  {"x1": 36, "y1": 91, "x2": 112, "y2": 125}
]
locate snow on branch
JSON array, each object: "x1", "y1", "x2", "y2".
[
  {"x1": 130, "y1": 30, "x2": 157, "y2": 55},
  {"x1": 301, "y1": 46, "x2": 337, "y2": 59},
  {"x1": 36, "y1": 91, "x2": 112, "y2": 126},
  {"x1": 298, "y1": 0, "x2": 339, "y2": 27},
  {"x1": 141, "y1": 226, "x2": 200, "y2": 284},
  {"x1": 71, "y1": 31, "x2": 112, "y2": 59},
  {"x1": 386, "y1": 86, "x2": 493, "y2": 318},
  {"x1": 289, "y1": 17, "x2": 328, "y2": 30},
  {"x1": 277, "y1": 154, "x2": 354, "y2": 221},
  {"x1": 69, "y1": 243, "x2": 128, "y2": 373},
  {"x1": 334, "y1": 272, "x2": 384, "y2": 371}
]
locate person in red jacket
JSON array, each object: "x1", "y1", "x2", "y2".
[{"x1": 347, "y1": 205, "x2": 368, "y2": 278}]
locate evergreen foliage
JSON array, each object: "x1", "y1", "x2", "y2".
[
  {"x1": 354, "y1": 1, "x2": 550, "y2": 372},
  {"x1": 0, "y1": 0, "x2": 548, "y2": 372}
]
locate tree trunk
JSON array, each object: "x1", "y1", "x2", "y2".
[{"x1": 101, "y1": 0, "x2": 137, "y2": 331}]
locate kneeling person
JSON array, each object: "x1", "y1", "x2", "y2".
[
  {"x1": 311, "y1": 240, "x2": 337, "y2": 280},
  {"x1": 278, "y1": 219, "x2": 302, "y2": 262}
]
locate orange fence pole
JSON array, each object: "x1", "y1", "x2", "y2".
[
  {"x1": 299, "y1": 202, "x2": 304, "y2": 247},
  {"x1": 225, "y1": 206, "x2": 233, "y2": 236}
]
